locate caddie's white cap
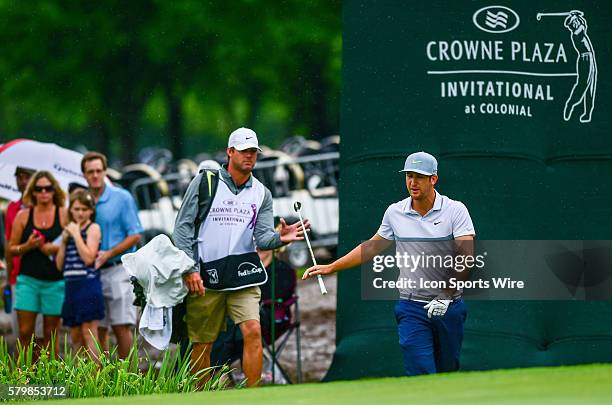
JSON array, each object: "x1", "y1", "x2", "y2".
[
  {"x1": 399, "y1": 151, "x2": 438, "y2": 176},
  {"x1": 227, "y1": 127, "x2": 262, "y2": 151}
]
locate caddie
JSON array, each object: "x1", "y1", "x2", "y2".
[
  {"x1": 303, "y1": 151, "x2": 475, "y2": 376},
  {"x1": 173, "y1": 127, "x2": 308, "y2": 387}
]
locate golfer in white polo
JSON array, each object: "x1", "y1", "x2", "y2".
[{"x1": 303, "y1": 151, "x2": 475, "y2": 375}]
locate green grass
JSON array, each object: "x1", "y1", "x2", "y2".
[
  {"x1": 0, "y1": 336, "x2": 230, "y2": 399},
  {"x1": 17, "y1": 363, "x2": 612, "y2": 404}
]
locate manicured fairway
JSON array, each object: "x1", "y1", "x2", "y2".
[{"x1": 22, "y1": 363, "x2": 612, "y2": 404}]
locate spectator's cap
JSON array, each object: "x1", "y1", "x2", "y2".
[
  {"x1": 399, "y1": 151, "x2": 438, "y2": 176},
  {"x1": 14, "y1": 166, "x2": 35, "y2": 176},
  {"x1": 228, "y1": 127, "x2": 262, "y2": 151},
  {"x1": 68, "y1": 182, "x2": 88, "y2": 194}
]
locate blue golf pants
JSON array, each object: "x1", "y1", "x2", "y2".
[{"x1": 394, "y1": 298, "x2": 467, "y2": 376}]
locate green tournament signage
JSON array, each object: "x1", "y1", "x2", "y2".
[
  {"x1": 330, "y1": 1, "x2": 612, "y2": 380},
  {"x1": 427, "y1": 6, "x2": 595, "y2": 121}
]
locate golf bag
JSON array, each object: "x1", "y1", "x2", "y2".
[{"x1": 131, "y1": 170, "x2": 220, "y2": 348}]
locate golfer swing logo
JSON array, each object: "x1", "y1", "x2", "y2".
[
  {"x1": 537, "y1": 10, "x2": 597, "y2": 123},
  {"x1": 207, "y1": 269, "x2": 219, "y2": 284}
]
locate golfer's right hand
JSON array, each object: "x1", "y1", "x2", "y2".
[
  {"x1": 184, "y1": 272, "x2": 205, "y2": 295},
  {"x1": 302, "y1": 264, "x2": 334, "y2": 280}
]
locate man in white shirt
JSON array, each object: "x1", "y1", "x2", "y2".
[{"x1": 303, "y1": 151, "x2": 475, "y2": 375}]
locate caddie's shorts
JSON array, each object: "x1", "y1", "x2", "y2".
[{"x1": 186, "y1": 286, "x2": 261, "y2": 343}]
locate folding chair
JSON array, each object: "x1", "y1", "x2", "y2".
[{"x1": 259, "y1": 258, "x2": 302, "y2": 384}]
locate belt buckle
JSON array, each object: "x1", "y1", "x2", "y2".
[{"x1": 408, "y1": 293, "x2": 429, "y2": 303}]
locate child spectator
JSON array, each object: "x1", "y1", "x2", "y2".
[{"x1": 56, "y1": 190, "x2": 104, "y2": 357}]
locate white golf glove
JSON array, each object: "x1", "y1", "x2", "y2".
[{"x1": 423, "y1": 297, "x2": 452, "y2": 318}]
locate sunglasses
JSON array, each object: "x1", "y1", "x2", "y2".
[{"x1": 34, "y1": 185, "x2": 55, "y2": 193}]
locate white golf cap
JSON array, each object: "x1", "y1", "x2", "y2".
[
  {"x1": 399, "y1": 151, "x2": 438, "y2": 175},
  {"x1": 228, "y1": 127, "x2": 262, "y2": 151}
]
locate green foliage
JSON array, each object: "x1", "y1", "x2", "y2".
[
  {"x1": 0, "y1": 0, "x2": 341, "y2": 161},
  {"x1": 0, "y1": 336, "x2": 230, "y2": 398}
]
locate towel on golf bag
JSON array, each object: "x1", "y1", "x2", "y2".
[
  {"x1": 139, "y1": 305, "x2": 172, "y2": 350},
  {"x1": 122, "y1": 234, "x2": 194, "y2": 349}
]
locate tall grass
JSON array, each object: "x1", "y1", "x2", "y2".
[{"x1": 0, "y1": 336, "x2": 230, "y2": 398}]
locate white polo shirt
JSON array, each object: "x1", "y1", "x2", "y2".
[{"x1": 377, "y1": 190, "x2": 475, "y2": 300}]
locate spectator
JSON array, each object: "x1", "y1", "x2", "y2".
[
  {"x1": 56, "y1": 189, "x2": 104, "y2": 357},
  {"x1": 2, "y1": 167, "x2": 35, "y2": 344},
  {"x1": 8, "y1": 171, "x2": 67, "y2": 353},
  {"x1": 81, "y1": 152, "x2": 143, "y2": 359}
]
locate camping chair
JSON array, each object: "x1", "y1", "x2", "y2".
[{"x1": 259, "y1": 258, "x2": 302, "y2": 384}]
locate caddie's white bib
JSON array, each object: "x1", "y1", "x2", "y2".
[{"x1": 197, "y1": 177, "x2": 266, "y2": 263}]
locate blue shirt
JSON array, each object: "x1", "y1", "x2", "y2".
[{"x1": 96, "y1": 184, "x2": 144, "y2": 262}]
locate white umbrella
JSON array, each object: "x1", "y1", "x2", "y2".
[{"x1": 0, "y1": 139, "x2": 88, "y2": 201}]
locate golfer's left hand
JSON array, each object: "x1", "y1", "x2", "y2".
[
  {"x1": 302, "y1": 264, "x2": 335, "y2": 279},
  {"x1": 423, "y1": 298, "x2": 452, "y2": 318},
  {"x1": 279, "y1": 217, "x2": 310, "y2": 243}
]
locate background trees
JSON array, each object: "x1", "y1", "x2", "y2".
[{"x1": 0, "y1": 0, "x2": 341, "y2": 164}]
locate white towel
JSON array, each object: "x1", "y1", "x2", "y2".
[
  {"x1": 139, "y1": 305, "x2": 172, "y2": 350},
  {"x1": 122, "y1": 234, "x2": 194, "y2": 308}
]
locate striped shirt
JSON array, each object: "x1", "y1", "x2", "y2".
[{"x1": 63, "y1": 224, "x2": 98, "y2": 281}]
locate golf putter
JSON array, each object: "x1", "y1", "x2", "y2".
[{"x1": 293, "y1": 201, "x2": 328, "y2": 295}]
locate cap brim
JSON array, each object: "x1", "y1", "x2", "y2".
[
  {"x1": 15, "y1": 167, "x2": 36, "y2": 176},
  {"x1": 399, "y1": 169, "x2": 435, "y2": 175},
  {"x1": 233, "y1": 143, "x2": 262, "y2": 152}
]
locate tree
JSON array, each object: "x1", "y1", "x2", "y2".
[{"x1": 0, "y1": 0, "x2": 341, "y2": 162}]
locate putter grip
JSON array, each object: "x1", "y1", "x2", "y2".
[{"x1": 317, "y1": 274, "x2": 328, "y2": 295}]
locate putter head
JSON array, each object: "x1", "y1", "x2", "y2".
[{"x1": 293, "y1": 201, "x2": 302, "y2": 212}]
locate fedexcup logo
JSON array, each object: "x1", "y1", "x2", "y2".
[
  {"x1": 237, "y1": 262, "x2": 263, "y2": 277},
  {"x1": 473, "y1": 5, "x2": 520, "y2": 33}
]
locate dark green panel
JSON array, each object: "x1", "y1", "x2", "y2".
[{"x1": 328, "y1": 0, "x2": 612, "y2": 381}]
